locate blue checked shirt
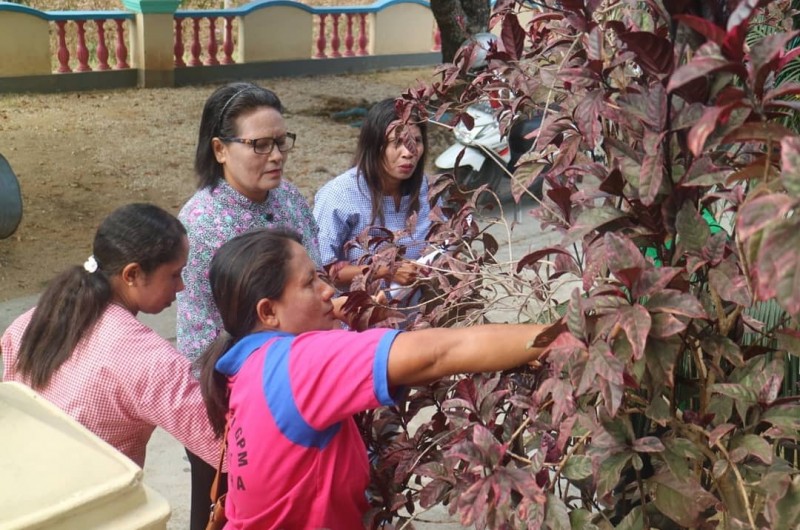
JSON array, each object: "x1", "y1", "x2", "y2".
[{"x1": 313, "y1": 167, "x2": 439, "y2": 266}]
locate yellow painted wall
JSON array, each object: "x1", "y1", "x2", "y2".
[
  {"x1": 239, "y1": 6, "x2": 314, "y2": 62},
  {"x1": 372, "y1": 3, "x2": 434, "y2": 55},
  {"x1": 0, "y1": 12, "x2": 50, "y2": 76}
]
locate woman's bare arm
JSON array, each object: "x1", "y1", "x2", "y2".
[{"x1": 386, "y1": 324, "x2": 547, "y2": 386}]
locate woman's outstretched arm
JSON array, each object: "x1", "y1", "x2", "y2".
[{"x1": 386, "y1": 324, "x2": 548, "y2": 386}]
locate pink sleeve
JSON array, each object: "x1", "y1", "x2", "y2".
[
  {"x1": 130, "y1": 331, "x2": 221, "y2": 466},
  {"x1": 1, "y1": 310, "x2": 34, "y2": 382},
  {"x1": 288, "y1": 328, "x2": 401, "y2": 430}
]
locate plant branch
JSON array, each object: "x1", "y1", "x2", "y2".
[
  {"x1": 549, "y1": 431, "x2": 591, "y2": 488},
  {"x1": 713, "y1": 440, "x2": 757, "y2": 530}
]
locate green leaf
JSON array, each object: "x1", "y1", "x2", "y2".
[
  {"x1": 639, "y1": 131, "x2": 664, "y2": 206},
  {"x1": 776, "y1": 328, "x2": 800, "y2": 358},
  {"x1": 645, "y1": 395, "x2": 671, "y2": 425},
  {"x1": 569, "y1": 508, "x2": 599, "y2": 530},
  {"x1": 676, "y1": 201, "x2": 710, "y2": 253},
  {"x1": 708, "y1": 394, "x2": 734, "y2": 424},
  {"x1": 666, "y1": 437, "x2": 705, "y2": 460},
  {"x1": 648, "y1": 313, "x2": 687, "y2": 338},
  {"x1": 614, "y1": 505, "x2": 644, "y2": 530},
  {"x1": 766, "y1": 474, "x2": 800, "y2": 530},
  {"x1": 646, "y1": 290, "x2": 708, "y2": 318},
  {"x1": 712, "y1": 459, "x2": 729, "y2": 479},
  {"x1": 565, "y1": 206, "x2": 628, "y2": 245},
  {"x1": 683, "y1": 155, "x2": 732, "y2": 186},
  {"x1": 545, "y1": 493, "x2": 571, "y2": 530},
  {"x1": 731, "y1": 434, "x2": 773, "y2": 464},
  {"x1": 709, "y1": 383, "x2": 758, "y2": 403},
  {"x1": 619, "y1": 305, "x2": 651, "y2": 361},
  {"x1": 662, "y1": 444, "x2": 691, "y2": 479},
  {"x1": 708, "y1": 268, "x2": 751, "y2": 307},
  {"x1": 649, "y1": 469, "x2": 717, "y2": 527},
  {"x1": 645, "y1": 337, "x2": 681, "y2": 388},
  {"x1": 567, "y1": 288, "x2": 587, "y2": 341},
  {"x1": 591, "y1": 341, "x2": 625, "y2": 415},
  {"x1": 597, "y1": 452, "x2": 632, "y2": 499},
  {"x1": 762, "y1": 404, "x2": 800, "y2": 431},
  {"x1": 562, "y1": 455, "x2": 593, "y2": 481},
  {"x1": 701, "y1": 335, "x2": 744, "y2": 367},
  {"x1": 736, "y1": 194, "x2": 795, "y2": 240}
]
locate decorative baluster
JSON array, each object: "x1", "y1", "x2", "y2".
[
  {"x1": 114, "y1": 18, "x2": 129, "y2": 69},
  {"x1": 330, "y1": 14, "x2": 341, "y2": 58},
  {"x1": 357, "y1": 14, "x2": 368, "y2": 56},
  {"x1": 314, "y1": 14, "x2": 327, "y2": 59},
  {"x1": 344, "y1": 13, "x2": 355, "y2": 57},
  {"x1": 75, "y1": 20, "x2": 91, "y2": 71},
  {"x1": 189, "y1": 17, "x2": 202, "y2": 66},
  {"x1": 55, "y1": 20, "x2": 71, "y2": 73},
  {"x1": 95, "y1": 19, "x2": 110, "y2": 70},
  {"x1": 433, "y1": 25, "x2": 441, "y2": 51},
  {"x1": 174, "y1": 17, "x2": 185, "y2": 67},
  {"x1": 205, "y1": 16, "x2": 219, "y2": 65},
  {"x1": 222, "y1": 16, "x2": 235, "y2": 64}
]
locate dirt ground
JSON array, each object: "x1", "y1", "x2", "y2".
[{"x1": 0, "y1": 67, "x2": 451, "y2": 301}]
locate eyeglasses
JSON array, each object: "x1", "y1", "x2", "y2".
[{"x1": 220, "y1": 132, "x2": 296, "y2": 154}]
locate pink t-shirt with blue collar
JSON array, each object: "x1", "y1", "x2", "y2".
[{"x1": 215, "y1": 327, "x2": 402, "y2": 529}]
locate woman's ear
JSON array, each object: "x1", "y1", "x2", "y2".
[
  {"x1": 256, "y1": 298, "x2": 279, "y2": 328},
  {"x1": 120, "y1": 263, "x2": 142, "y2": 287},
  {"x1": 212, "y1": 137, "x2": 227, "y2": 164}
]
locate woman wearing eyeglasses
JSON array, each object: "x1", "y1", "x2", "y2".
[{"x1": 176, "y1": 82, "x2": 320, "y2": 530}]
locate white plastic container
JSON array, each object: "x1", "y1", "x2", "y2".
[{"x1": 0, "y1": 382, "x2": 171, "y2": 530}]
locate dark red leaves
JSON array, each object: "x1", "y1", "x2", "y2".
[
  {"x1": 673, "y1": 14, "x2": 726, "y2": 45},
  {"x1": 619, "y1": 31, "x2": 675, "y2": 77},
  {"x1": 667, "y1": 56, "x2": 737, "y2": 94},
  {"x1": 500, "y1": 13, "x2": 525, "y2": 61}
]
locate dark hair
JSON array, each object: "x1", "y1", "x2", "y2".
[
  {"x1": 194, "y1": 82, "x2": 285, "y2": 189},
  {"x1": 353, "y1": 98, "x2": 428, "y2": 225},
  {"x1": 199, "y1": 227, "x2": 302, "y2": 435},
  {"x1": 15, "y1": 203, "x2": 187, "y2": 389}
]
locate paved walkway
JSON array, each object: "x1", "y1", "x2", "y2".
[{"x1": 0, "y1": 196, "x2": 557, "y2": 529}]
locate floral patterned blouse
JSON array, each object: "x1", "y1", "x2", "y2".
[{"x1": 176, "y1": 179, "x2": 321, "y2": 363}]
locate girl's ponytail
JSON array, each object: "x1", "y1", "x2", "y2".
[
  {"x1": 15, "y1": 265, "x2": 112, "y2": 389},
  {"x1": 199, "y1": 330, "x2": 236, "y2": 437},
  {"x1": 15, "y1": 203, "x2": 186, "y2": 390}
]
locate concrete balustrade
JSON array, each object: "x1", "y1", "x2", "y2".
[{"x1": 0, "y1": 0, "x2": 441, "y2": 93}]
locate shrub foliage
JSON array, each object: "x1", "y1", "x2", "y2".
[{"x1": 355, "y1": 1, "x2": 800, "y2": 528}]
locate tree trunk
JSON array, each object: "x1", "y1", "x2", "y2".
[{"x1": 430, "y1": 0, "x2": 490, "y2": 63}]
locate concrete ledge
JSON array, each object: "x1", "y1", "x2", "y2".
[
  {"x1": 174, "y1": 52, "x2": 441, "y2": 86},
  {"x1": 0, "y1": 53, "x2": 440, "y2": 93},
  {"x1": 0, "y1": 70, "x2": 138, "y2": 94}
]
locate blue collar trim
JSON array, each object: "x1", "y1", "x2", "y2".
[{"x1": 215, "y1": 330, "x2": 294, "y2": 375}]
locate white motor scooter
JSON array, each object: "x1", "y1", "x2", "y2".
[
  {"x1": 434, "y1": 103, "x2": 545, "y2": 205},
  {"x1": 433, "y1": 34, "x2": 545, "y2": 206}
]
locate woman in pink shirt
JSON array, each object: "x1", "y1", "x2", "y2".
[
  {"x1": 198, "y1": 228, "x2": 552, "y2": 529},
  {"x1": 1, "y1": 204, "x2": 219, "y2": 478}
]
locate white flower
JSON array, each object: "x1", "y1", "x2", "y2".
[{"x1": 83, "y1": 255, "x2": 98, "y2": 273}]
